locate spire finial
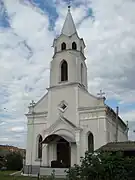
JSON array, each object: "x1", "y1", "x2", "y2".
[{"x1": 68, "y1": 0, "x2": 71, "y2": 11}]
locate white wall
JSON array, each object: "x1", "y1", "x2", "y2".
[
  {"x1": 25, "y1": 116, "x2": 47, "y2": 166},
  {"x1": 48, "y1": 86, "x2": 77, "y2": 126},
  {"x1": 106, "y1": 116, "x2": 128, "y2": 142},
  {"x1": 71, "y1": 143, "x2": 77, "y2": 166},
  {"x1": 34, "y1": 93, "x2": 48, "y2": 113},
  {"x1": 80, "y1": 117, "x2": 107, "y2": 152},
  {"x1": 78, "y1": 88, "x2": 104, "y2": 108}
]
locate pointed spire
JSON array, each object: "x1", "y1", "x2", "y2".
[{"x1": 61, "y1": 6, "x2": 77, "y2": 36}]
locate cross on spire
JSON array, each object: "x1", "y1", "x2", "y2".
[
  {"x1": 30, "y1": 100, "x2": 35, "y2": 107},
  {"x1": 68, "y1": 0, "x2": 71, "y2": 7},
  {"x1": 61, "y1": 0, "x2": 77, "y2": 36},
  {"x1": 97, "y1": 90, "x2": 105, "y2": 98}
]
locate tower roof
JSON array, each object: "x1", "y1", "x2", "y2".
[{"x1": 61, "y1": 6, "x2": 77, "y2": 36}]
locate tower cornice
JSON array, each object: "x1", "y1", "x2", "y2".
[{"x1": 52, "y1": 49, "x2": 86, "y2": 60}]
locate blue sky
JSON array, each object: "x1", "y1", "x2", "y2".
[{"x1": 0, "y1": 0, "x2": 135, "y2": 148}]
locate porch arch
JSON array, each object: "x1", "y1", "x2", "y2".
[{"x1": 42, "y1": 134, "x2": 71, "y2": 168}]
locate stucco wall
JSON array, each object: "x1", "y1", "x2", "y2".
[
  {"x1": 26, "y1": 118, "x2": 47, "y2": 166},
  {"x1": 48, "y1": 86, "x2": 77, "y2": 126},
  {"x1": 106, "y1": 116, "x2": 128, "y2": 142},
  {"x1": 34, "y1": 93, "x2": 48, "y2": 113},
  {"x1": 78, "y1": 88, "x2": 104, "y2": 108},
  {"x1": 80, "y1": 117, "x2": 107, "y2": 152}
]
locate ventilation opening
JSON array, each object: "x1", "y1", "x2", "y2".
[
  {"x1": 61, "y1": 42, "x2": 66, "y2": 50},
  {"x1": 59, "y1": 101, "x2": 68, "y2": 112},
  {"x1": 72, "y1": 42, "x2": 77, "y2": 50},
  {"x1": 60, "y1": 104, "x2": 67, "y2": 110}
]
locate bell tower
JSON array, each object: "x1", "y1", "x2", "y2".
[{"x1": 50, "y1": 6, "x2": 88, "y2": 89}]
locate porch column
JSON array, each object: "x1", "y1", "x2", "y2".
[
  {"x1": 42, "y1": 144, "x2": 48, "y2": 167},
  {"x1": 76, "y1": 142, "x2": 81, "y2": 165},
  {"x1": 75, "y1": 130, "x2": 81, "y2": 165}
]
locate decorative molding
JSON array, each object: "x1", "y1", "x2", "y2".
[
  {"x1": 52, "y1": 49, "x2": 86, "y2": 60},
  {"x1": 47, "y1": 82, "x2": 80, "y2": 90},
  {"x1": 28, "y1": 120, "x2": 47, "y2": 125},
  {"x1": 78, "y1": 106, "x2": 105, "y2": 112},
  {"x1": 79, "y1": 112, "x2": 98, "y2": 120},
  {"x1": 26, "y1": 111, "x2": 48, "y2": 118}
]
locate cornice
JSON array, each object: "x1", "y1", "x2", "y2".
[
  {"x1": 47, "y1": 82, "x2": 80, "y2": 90},
  {"x1": 78, "y1": 105, "x2": 106, "y2": 112},
  {"x1": 52, "y1": 49, "x2": 86, "y2": 60},
  {"x1": 25, "y1": 111, "x2": 48, "y2": 118}
]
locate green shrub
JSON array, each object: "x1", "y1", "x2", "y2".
[
  {"x1": 66, "y1": 151, "x2": 135, "y2": 180},
  {"x1": 5, "y1": 152, "x2": 23, "y2": 171}
]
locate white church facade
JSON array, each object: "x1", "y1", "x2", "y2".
[{"x1": 24, "y1": 7, "x2": 128, "y2": 175}]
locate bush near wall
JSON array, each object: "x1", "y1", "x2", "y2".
[
  {"x1": 66, "y1": 151, "x2": 135, "y2": 180},
  {"x1": 5, "y1": 152, "x2": 23, "y2": 171}
]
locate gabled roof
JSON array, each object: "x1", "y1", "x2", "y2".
[
  {"x1": 97, "y1": 141, "x2": 135, "y2": 152},
  {"x1": 61, "y1": 7, "x2": 77, "y2": 36},
  {"x1": 105, "y1": 105, "x2": 127, "y2": 129}
]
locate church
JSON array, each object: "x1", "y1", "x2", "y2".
[{"x1": 24, "y1": 7, "x2": 128, "y2": 176}]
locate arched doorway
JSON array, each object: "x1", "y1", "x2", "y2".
[
  {"x1": 57, "y1": 137, "x2": 70, "y2": 168},
  {"x1": 42, "y1": 134, "x2": 71, "y2": 168}
]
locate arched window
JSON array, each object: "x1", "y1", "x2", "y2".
[
  {"x1": 61, "y1": 42, "x2": 66, "y2": 50},
  {"x1": 61, "y1": 60, "x2": 68, "y2": 82},
  {"x1": 72, "y1": 42, "x2": 77, "y2": 50},
  {"x1": 38, "y1": 135, "x2": 42, "y2": 159},
  {"x1": 88, "y1": 132, "x2": 94, "y2": 153},
  {"x1": 81, "y1": 63, "x2": 83, "y2": 84}
]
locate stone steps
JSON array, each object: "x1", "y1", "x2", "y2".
[{"x1": 40, "y1": 167, "x2": 68, "y2": 178}]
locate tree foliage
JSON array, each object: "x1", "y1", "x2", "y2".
[
  {"x1": 66, "y1": 151, "x2": 135, "y2": 180},
  {"x1": 5, "y1": 152, "x2": 23, "y2": 171}
]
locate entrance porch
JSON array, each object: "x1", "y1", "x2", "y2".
[{"x1": 41, "y1": 134, "x2": 77, "y2": 168}]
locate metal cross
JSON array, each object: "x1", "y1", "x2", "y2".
[
  {"x1": 30, "y1": 100, "x2": 35, "y2": 107},
  {"x1": 97, "y1": 90, "x2": 105, "y2": 98},
  {"x1": 68, "y1": 0, "x2": 71, "y2": 9}
]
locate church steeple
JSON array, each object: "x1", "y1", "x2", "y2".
[
  {"x1": 61, "y1": 6, "x2": 77, "y2": 36},
  {"x1": 50, "y1": 6, "x2": 88, "y2": 90}
]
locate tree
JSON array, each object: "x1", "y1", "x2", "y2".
[
  {"x1": 66, "y1": 151, "x2": 135, "y2": 180},
  {"x1": 5, "y1": 152, "x2": 23, "y2": 171}
]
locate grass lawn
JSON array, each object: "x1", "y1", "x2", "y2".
[
  {"x1": 0, "y1": 171, "x2": 65, "y2": 180},
  {"x1": 0, "y1": 171, "x2": 37, "y2": 180}
]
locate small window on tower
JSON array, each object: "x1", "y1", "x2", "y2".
[
  {"x1": 72, "y1": 42, "x2": 77, "y2": 50},
  {"x1": 61, "y1": 42, "x2": 66, "y2": 50},
  {"x1": 61, "y1": 60, "x2": 68, "y2": 82}
]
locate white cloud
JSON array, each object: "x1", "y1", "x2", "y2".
[
  {"x1": 121, "y1": 110, "x2": 135, "y2": 122},
  {"x1": 78, "y1": 0, "x2": 135, "y2": 102},
  {"x1": 0, "y1": 0, "x2": 135, "y2": 147},
  {"x1": 9, "y1": 126, "x2": 25, "y2": 133}
]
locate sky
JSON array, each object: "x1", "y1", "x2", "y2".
[{"x1": 0, "y1": 0, "x2": 135, "y2": 148}]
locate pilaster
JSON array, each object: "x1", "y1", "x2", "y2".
[
  {"x1": 42, "y1": 144, "x2": 48, "y2": 167},
  {"x1": 75, "y1": 130, "x2": 81, "y2": 165}
]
